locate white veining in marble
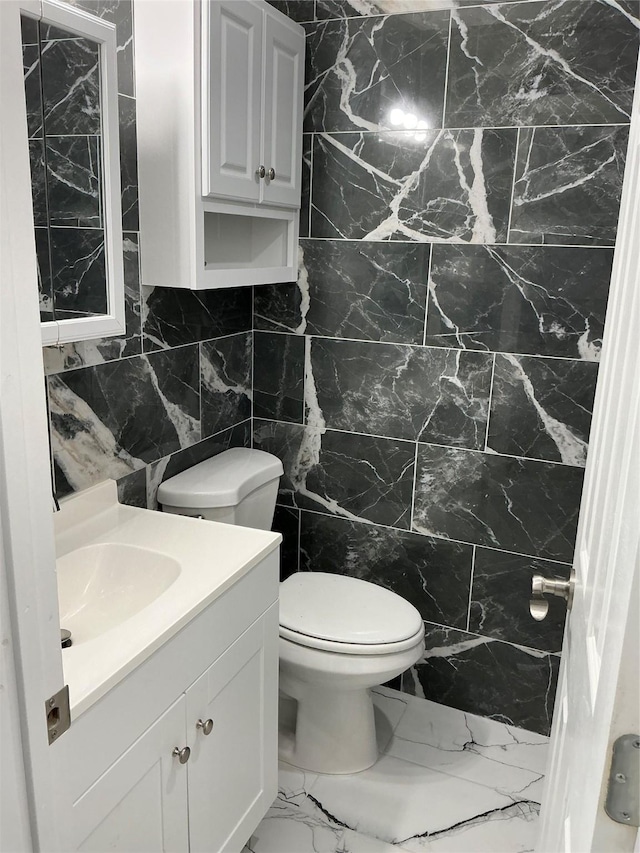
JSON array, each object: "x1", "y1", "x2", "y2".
[{"x1": 244, "y1": 687, "x2": 548, "y2": 853}]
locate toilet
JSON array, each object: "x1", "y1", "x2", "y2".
[{"x1": 157, "y1": 447, "x2": 426, "y2": 775}]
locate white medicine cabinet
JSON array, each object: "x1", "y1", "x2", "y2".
[
  {"x1": 135, "y1": 0, "x2": 305, "y2": 290},
  {"x1": 19, "y1": 0, "x2": 125, "y2": 346}
]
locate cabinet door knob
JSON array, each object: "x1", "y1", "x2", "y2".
[
  {"x1": 172, "y1": 746, "x2": 191, "y2": 764},
  {"x1": 267, "y1": 167, "x2": 276, "y2": 180},
  {"x1": 256, "y1": 165, "x2": 266, "y2": 179},
  {"x1": 196, "y1": 718, "x2": 214, "y2": 736}
]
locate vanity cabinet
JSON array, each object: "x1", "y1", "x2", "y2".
[
  {"x1": 135, "y1": 0, "x2": 304, "y2": 290},
  {"x1": 203, "y1": 1, "x2": 304, "y2": 208},
  {"x1": 52, "y1": 555, "x2": 279, "y2": 853}
]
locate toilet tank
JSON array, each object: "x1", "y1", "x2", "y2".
[{"x1": 157, "y1": 448, "x2": 284, "y2": 530}]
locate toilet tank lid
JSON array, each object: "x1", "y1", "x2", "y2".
[
  {"x1": 279, "y1": 573, "x2": 424, "y2": 645},
  {"x1": 157, "y1": 448, "x2": 284, "y2": 509}
]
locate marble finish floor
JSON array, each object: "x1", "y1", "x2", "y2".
[{"x1": 243, "y1": 687, "x2": 549, "y2": 853}]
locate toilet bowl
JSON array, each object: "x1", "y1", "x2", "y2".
[
  {"x1": 278, "y1": 572, "x2": 425, "y2": 774},
  {"x1": 158, "y1": 449, "x2": 425, "y2": 775}
]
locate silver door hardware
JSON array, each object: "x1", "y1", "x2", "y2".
[
  {"x1": 529, "y1": 569, "x2": 575, "y2": 621},
  {"x1": 172, "y1": 746, "x2": 191, "y2": 764},
  {"x1": 45, "y1": 685, "x2": 71, "y2": 745},
  {"x1": 196, "y1": 718, "x2": 214, "y2": 735},
  {"x1": 605, "y1": 734, "x2": 640, "y2": 826},
  {"x1": 267, "y1": 167, "x2": 275, "y2": 180},
  {"x1": 256, "y1": 165, "x2": 266, "y2": 179}
]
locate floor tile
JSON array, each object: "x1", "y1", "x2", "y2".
[
  {"x1": 371, "y1": 686, "x2": 410, "y2": 751},
  {"x1": 308, "y1": 754, "x2": 519, "y2": 845},
  {"x1": 385, "y1": 696, "x2": 547, "y2": 799},
  {"x1": 341, "y1": 829, "x2": 413, "y2": 852}
]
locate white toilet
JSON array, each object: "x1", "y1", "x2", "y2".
[{"x1": 158, "y1": 447, "x2": 426, "y2": 775}]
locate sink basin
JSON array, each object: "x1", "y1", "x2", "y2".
[{"x1": 57, "y1": 543, "x2": 181, "y2": 644}]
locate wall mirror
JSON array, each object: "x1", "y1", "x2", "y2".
[{"x1": 20, "y1": 0, "x2": 125, "y2": 346}]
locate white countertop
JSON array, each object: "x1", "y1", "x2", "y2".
[{"x1": 55, "y1": 481, "x2": 281, "y2": 718}]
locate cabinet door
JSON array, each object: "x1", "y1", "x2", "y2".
[
  {"x1": 186, "y1": 604, "x2": 279, "y2": 853},
  {"x1": 261, "y1": 12, "x2": 305, "y2": 208},
  {"x1": 203, "y1": 1, "x2": 263, "y2": 202},
  {"x1": 64, "y1": 697, "x2": 189, "y2": 853}
]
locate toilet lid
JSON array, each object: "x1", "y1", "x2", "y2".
[{"x1": 279, "y1": 573, "x2": 423, "y2": 645}]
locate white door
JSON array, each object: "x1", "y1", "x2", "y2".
[
  {"x1": 203, "y1": 1, "x2": 263, "y2": 202},
  {"x1": 59, "y1": 697, "x2": 190, "y2": 853},
  {"x1": 186, "y1": 605, "x2": 279, "y2": 853},
  {"x1": 261, "y1": 11, "x2": 304, "y2": 209},
  {"x1": 537, "y1": 63, "x2": 640, "y2": 853}
]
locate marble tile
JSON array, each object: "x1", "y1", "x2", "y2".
[
  {"x1": 28, "y1": 139, "x2": 47, "y2": 226},
  {"x1": 446, "y1": 1, "x2": 639, "y2": 128},
  {"x1": 509, "y1": 125, "x2": 630, "y2": 247},
  {"x1": 49, "y1": 227, "x2": 107, "y2": 315},
  {"x1": 118, "y1": 94, "x2": 138, "y2": 232},
  {"x1": 40, "y1": 34, "x2": 101, "y2": 135},
  {"x1": 300, "y1": 135, "x2": 312, "y2": 238},
  {"x1": 46, "y1": 136, "x2": 101, "y2": 227},
  {"x1": 22, "y1": 36, "x2": 43, "y2": 139},
  {"x1": 266, "y1": 0, "x2": 317, "y2": 23},
  {"x1": 116, "y1": 467, "x2": 147, "y2": 508},
  {"x1": 143, "y1": 286, "x2": 252, "y2": 350},
  {"x1": 146, "y1": 420, "x2": 251, "y2": 510},
  {"x1": 487, "y1": 355, "x2": 599, "y2": 466},
  {"x1": 425, "y1": 245, "x2": 614, "y2": 361},
  {"x1": 308, "y1": 338, "x2": 492, "y2": 447},
  {"x1": 341, "y1": 831, "x2": 413, "y2": 853},
  {"x1": 311, "y1": 129, "x2": 517, "y2": 242},
  {"x1": 272, "y1": 506, "x2": 300, "y2": 580},
  {"x1": 403, "y1": 624, "x2": 560, "y2": 735},
  {"x1": 255, "y1": 241, "x2": 429, "y2": 346},
  {"x1": 200, "y1": 333, "x2": 252, "y2": 438},
  {"x1": 69, "y1": 0, "x2": 135, "y2": 96},
  {"x1": 386, "y1": 694, "x2": 548, "y2": 793},
  {"x1": 308, "y1": 753, "x2": 526, "y2": 846},
  {"x1": 43, "y1": 232, "x2": 142, "y2": 373},
  {"x1": 254, "y1": 332, "x2": 305, "y2": 423},
  {"x1": 304, "y1": 11, "x2": 449, "y2": 133},
  {"x1": 469, "y1": 549, "x2": 570, "y2": 652},
  {"x1": 316, "y1": 0, "x2": 456, "y2": 18},
  {"x1": 413, "y1": 445, "x2": 584, "y2": 562},
  {"x1": 254, "y1": 420, "x2": 415, "y2": 529},
  {"x1": 244, "y1": 763, "x2": 345, "y2": 853},
  {"x1": 35, "y1": 228, "x2": 54, "y2": 322},
  {"x1": 370, "y1": 686, "x2": 410, "y2": 752},
  {"x1": 49, "y1": 346, "x2": 200, "y2": 492},
  {"x1": 299, "y1": 511, "x2": 474, "y2": 628}
]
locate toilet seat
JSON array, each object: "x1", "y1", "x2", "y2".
[
  {"x1": 279, "y1": 623, "x2": 425, "y2": 655},
  {"x1": 279, "y1": 572, "x2": 424, "y2": 655}
]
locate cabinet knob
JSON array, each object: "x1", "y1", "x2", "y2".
[
  {"x1": 267, "y1": 167, "x2": 276, "y2": 181},
  {"x1": 196, "y1": 718, "x2": 214, "y2": 736},
  {"x1": 256, "y1": 165, "x2": 266, "y2": 179},
  {"x1": 172, "y1": 746, "x2": 191, "y2": 764}
]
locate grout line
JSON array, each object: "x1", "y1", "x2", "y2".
[
  {"x1": 484, "y1": 353, "x2": 497, "y2": 452},
  {"x1": 409, "y1": 441, "x2": 420, "y2": 532},
  {"x1": 307, "y1": 133, "x2": 314, "y2": 237},
  {"x1": 247, "y1": 330, "x2": 600, "y2": 364},
  {"x1": 275, "y1": 502, "x2": 575, "y2": 567},
  {"x1": 296, "y1": 235, "x2": 617, "y2": 249},
  {"x1": 255, "y1": 415, "x2": 588, "y2": 468},
  {"x1": 441, "y1": 10, "x2": 453, "y2": 131},
  {"x1": 306, "y1": 122, "x2": 630, "y2": 134},
  {"x1": 422, "y1": 244, "x2": 434, "y2": 347},
  {"x1": 506, "y1": 127, "x2": 521, "y2": 243},
  {"x1": 466, "y1": 545, "x2": 476, "y2": 633}
]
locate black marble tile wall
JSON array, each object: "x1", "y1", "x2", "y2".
[
  {"x1": 255, "y1": 0, "x2": 638, "y2": 734},
  {"x1": 43, "y1": 2, "x2": 258, "y2": 514}
]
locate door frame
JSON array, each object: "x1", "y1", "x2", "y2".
[{"x1": 0, "y1": 0, "x2": 65, "y2": 849}]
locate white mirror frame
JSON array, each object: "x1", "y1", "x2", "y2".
[{"x1": 21, "y1": 0, "x2": 125, "y2": 346}]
